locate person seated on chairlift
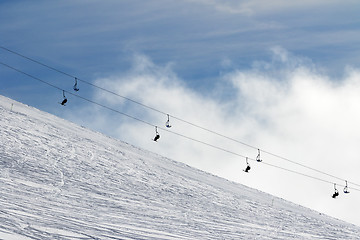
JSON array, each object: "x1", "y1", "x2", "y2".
[
  {"x1": 153, "y1": 126, "x2": 160, "y2": 142},
  {"x1": 244, "y1": 165, "x2": 251, "y2": 173},
  {"x1": 60, "y1": 90, "x2": 67, "y2": 106},
  {"x1": 332, "y1": 189, "x2": 339, "y2": 198},
  {"x1": 153, "y1": 134, "x2": 160, "y2": 142},
  {"x1": 61, "y1": 98, "x2": 67, "y2": 106}
]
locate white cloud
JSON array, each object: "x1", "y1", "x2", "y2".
[
  {"x1": 222, "y1": 50, "x2": 360, "y2": 225},
  {"x1": 69, "y1": 49, "x2": 360, "y2": 226}
]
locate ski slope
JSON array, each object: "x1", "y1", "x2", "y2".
[{"x1": 1, "y1": 94, "x2": 360, "y2": 240}]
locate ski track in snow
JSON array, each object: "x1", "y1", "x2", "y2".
[{"x1": 1, "y1": 95, "x2": 360, "y2": 240}]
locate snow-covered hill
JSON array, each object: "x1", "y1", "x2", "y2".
[{"x1": 1, "y1": 95, "x2": 360, "y2": 240}]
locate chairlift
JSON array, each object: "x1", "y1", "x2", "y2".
[
  {"x1": 60, "y1": 90, "x2": 68, "y2": 106},
  {"x1": 332, "y1": 183, "x2": 339, "y2": 198},
  {"x1": 343, "y1": 180, "x2": 350, "y2": 194},
  {"x1": 153, "y1": 126, "x2": 160, "y2": 142},
  {"x1": 165, "y1": 114, "x2": 172, "y2": 128},
  {"x1": 73, "y1": 77, "x2": 80, "y2": 91},
  {"x1": 244, "y1": 157, "x2": 251, "y2": 173},
  {"x1": 256, "y1": 149, "x2": 262, "y2": 162}
]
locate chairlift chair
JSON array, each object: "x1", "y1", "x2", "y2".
[
  {"x1": 153, "y1": 126, "x2": 160, "y2": 142},
  {"x1": 244, "y1": 157, "x2": 251, "y2": 173},
  {"x1": 60, "y1": 90, "x2": 68, "y2": 106},
  {"x1": 73, "y1": 77, "x2": 80, "y2": 91},
  {"x1": 165, "y1": 114, "x2": 172, "y2": 128},
  {"x1": 256, "y1": 149, "x2": 262, "y2": 162},
  {"x1": 344, "y1": 180, "x2": 350, "y2": 194},
  {"x1": 332, "y1": 183, "x2": 339, "y2": 198}
]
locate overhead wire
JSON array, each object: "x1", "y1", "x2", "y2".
[
  {"x1": 1, "y1": 46, "x2": 360, "y2": 189},
  {"x1": 0, "y1": 62, "x2": 154, "y2": 128},
  {"x1": 1, "y1": 60, "x2": 360, "y2": 193},
  {"x1": 0, "y1": 45, "x2": 351, "y2": 184},
  {"x1": 0, "y1": 46, "x2": 168, "y2": 116}
]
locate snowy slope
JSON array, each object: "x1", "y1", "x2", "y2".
[{"x1": 1, "y1": 95, "x2": 360, "y2": 240}]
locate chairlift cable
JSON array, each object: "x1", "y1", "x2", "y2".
[
  {"x1": 0, "y1": 46, "x2": 75, "y2": 79},
  {"x1": 1, "y1": 46, "x2": 360, "y2": 188},
  {"x1": 0, "y1": 61, "x2": 154, "y2": 127},
  {"x1": 2, "y1": 61, "x2": 360, "y2": 193},
  {"x1": 0, "y1": 45, "x2": 167, "y2": 114}
]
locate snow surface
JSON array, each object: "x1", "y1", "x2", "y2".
[{"x1": 1, "y1": 94, "x2": 360, "y2": 240}]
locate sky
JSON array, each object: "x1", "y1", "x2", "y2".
[{"x1": 1, "y1": 0, "x2": 360, "y2": 226}]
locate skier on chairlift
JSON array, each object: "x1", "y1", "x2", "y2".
[
  {"x1": 244, "y1": 157, "x2": 251, "y2": 173},
  {"x1": 60, "y1": 90, "x2": 67, "y2": 106},
  {"x1": 343, "y1": 180, "x2": 350, "y2": 194},
  {"x1": 61, "y1": 98, "x2": 68, "y2": 106},
  {"x1": 153, "y1": 126, "x2": 160, "y2": 142},
  {"x1": 332, "y1": 190, "x2": 339, "y2": 198},
  {"x1": 332, "y1": 184, "x2": 339, "y2": 198}
]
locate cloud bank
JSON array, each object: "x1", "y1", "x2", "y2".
[{"x1": 68, "y1": 48, "x2": 360, "y2": 226}]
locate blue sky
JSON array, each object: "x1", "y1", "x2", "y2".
[
  {"x1": 2, "y1": 0, "x2": 360, "y2": 98},
  {"x1": 2, "y1": 0, "x2": 360, "y2": 226}
]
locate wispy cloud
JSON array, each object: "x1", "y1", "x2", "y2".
[{"x1": 186, "y1": 0, "x2": 358, "y2": 15}]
